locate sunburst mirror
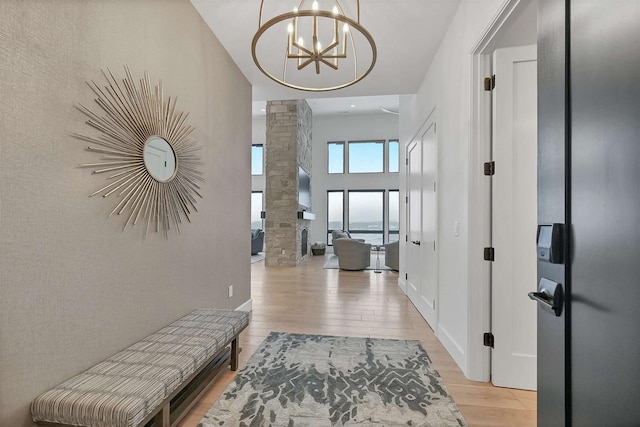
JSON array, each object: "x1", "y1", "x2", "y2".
[{"x1": 75, "y1": 66, "x2": 204, "y2": 238}]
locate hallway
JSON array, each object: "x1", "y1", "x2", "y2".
[{"x1": 178, "y1": 255, "x2": 536, "y2": 426}]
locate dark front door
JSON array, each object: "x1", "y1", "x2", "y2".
[
  {"x1": 537, "y1": 0, "x2": 568, "y2": 425},
  {"x1": 569, "y1": 1, "x2": 640, "y2": 425},
  {"x1": 537, "y1": 0, "x2": 640, "y2": 425}
]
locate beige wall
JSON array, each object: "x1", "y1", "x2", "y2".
[{"x1": 0, "y1": 1, "x2": 251, "y2": 426}]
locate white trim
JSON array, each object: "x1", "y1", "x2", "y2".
[
  {"x1": 466, "y1": 0, "x2": 532, "y2": 382},
  {"x1": 398, "y1": 276, "x2": 407, "y2": 293},
  {"x1": 437, "y1": 324, "x2": 466, "y2": 373},
  {"x1": 236, "y1": 299, "x2": 253, "y2": 313}
]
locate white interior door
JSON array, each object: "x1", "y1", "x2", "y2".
[
  {"x1": 406, "y1": 123, "x2": 438, "y2": 330},
  {"x1": 406, "y1": 141, "x2": 423, "y2": 317},
  {"x1": 419, "y1": 124, "x2": 437, "y2": 328},
  {"x1": 491, "y1": 44, "x2": 538, "y2": 390}
]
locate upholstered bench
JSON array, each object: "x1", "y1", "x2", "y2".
[{"x1": 31, "y1": 308, "x2": 250, "y2": 427}]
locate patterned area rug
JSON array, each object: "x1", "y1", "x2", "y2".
[{"x1": 200, "y1": 332, "x2": 466, "y2": 426}]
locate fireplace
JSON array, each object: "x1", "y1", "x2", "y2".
[{"x1": 301, "y1": 229, "x2": 308, "y2": 257}]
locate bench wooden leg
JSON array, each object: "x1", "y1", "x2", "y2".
[
  {"x1": 231, "y1": 337, "x2": 238, "y2": 371},
  {"x1": 154, "y1": 403, "x2": 170, "y2": 427}
]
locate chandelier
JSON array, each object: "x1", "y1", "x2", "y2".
[{"x1": 251, "y1": 0, "x2": 377, "y2": 92}]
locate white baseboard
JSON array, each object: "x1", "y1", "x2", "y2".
[
  {"x1": 398, "y1": 276, "x2": 407, "y2": 294},
  {"x1": 437, "y1": 324, "x2": 466, "y2": 376},
  {"x1": 236, "y1": 299, "x2": 253, "y2": 313}
]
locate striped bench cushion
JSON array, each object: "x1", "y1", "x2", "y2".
[{"x1": 31, "y1": 308, "x2": 250, "y2": 427}]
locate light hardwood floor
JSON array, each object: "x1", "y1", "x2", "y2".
[{"x1": 177, "y1": 254, "x2": 536, "y2": 427}]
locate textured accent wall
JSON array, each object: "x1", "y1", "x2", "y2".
[
  {"x1": 264, "y1": 100, "x2": 312, "y2": 266},
  {"x1": 0, "y1": 1, "x2": 251, "y2": 426}
]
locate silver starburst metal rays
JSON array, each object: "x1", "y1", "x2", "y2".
[{"x1": 75, "y1": 66, "x2": 204, "y2": 238}]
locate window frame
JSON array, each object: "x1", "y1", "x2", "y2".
[
  {"x1": 251, "y1": 190, "x2": 264, "y2": 230},
  {"x1": 326, "y1": 190, "x2": 345, "y2": 245},
  {"x1": 327, "y1": 141, "x2": 345, "y2": 174},
  {"x1": 388, "y1": 189, "x2": 400, "y2": 242},
  {"x1": 347, "y1": 140, "x2": 386, "y2": 174},
  {"x1": 251, "y1": 144, "x2": 264, "y2": 176},
  {"x1": 347, "y1": 189, "x2": 386, "y2": 245},
  {"x1": 387, "y1": 140, "x2": 400, "y2": 173}
]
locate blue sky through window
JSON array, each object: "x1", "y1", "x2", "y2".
[
  {"x1": 251, "y1": 145, "x2": 263, "y2": 175},
  {"x1": 348, "y1": 141, "x2": 384, "y2": 173},
  {"x1": 328, "y1": 142, "x2": 344, "y2": 173}
]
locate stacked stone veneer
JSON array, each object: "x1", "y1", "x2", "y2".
[{"x1": 264, "y1": 100, "x2": 312, "y2": 267}]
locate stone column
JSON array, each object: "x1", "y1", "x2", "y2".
[{"x1": 264, "y1": 100, "x2": 312, "y2": 267}]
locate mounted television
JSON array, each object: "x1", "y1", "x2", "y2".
[{"x1": 298, "y1": 167, "x2": 311, "y2": 209}]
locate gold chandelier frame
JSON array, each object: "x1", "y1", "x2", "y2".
[{"x1": 252, "y1": 0, "x2": 377, "y2": 92}]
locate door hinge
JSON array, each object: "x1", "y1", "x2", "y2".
[
  {"x1": 406, "y1": 158, "x2": 409, "y2": 166},
  {"x1": 483, "y1": 332, "x2": 494, "y2": 348},
  {"x1": 433, "y1": 181, "x2": 436, "y2": 192},
  {"x1": 484, "y1": 247, "x2": 495, "y2": 261},
  {"x1": 434, "y1": 123, "x2": 437, "y2": 133},
  {"x1": 405, "y1": 235, "x2": 408, "y2": 242},
  {"x1": 484, "y1": 161, "x2": 495, "y2": 176},
  {"x1": 484, "y1": 74, "x2": 496, "y2": 91},
  {"x1": 433, "y1": 241, "x2": 436, "y2": 251},
  {"x1": 405, "y1": 196, "x2": 409, "y2": 204},
  {"x1": 405, "y1": 273, "x2": 408, "y2": 280}
]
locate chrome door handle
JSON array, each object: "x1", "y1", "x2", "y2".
[{"x1": 528, "y1": 278, "x2": 564, "y2": 316}]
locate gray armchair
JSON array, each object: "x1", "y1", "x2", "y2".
[
  {"x1": 334, "y1": 238, "x2": 372, "y2": 271},
  {"x1": 331, "y1": 230, "x2": 365, "y2": 256},
  {"x1": 384, "y1": 240, "x2": 399, "y2": 271},
  {"x1": 251, "y1": 229, "x2": 264, "y2": 255}
]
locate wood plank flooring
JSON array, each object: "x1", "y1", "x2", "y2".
[{"x1": 177, "y1": 254, "x2": 536, "y2": 427}]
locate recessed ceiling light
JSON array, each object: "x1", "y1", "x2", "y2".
[
  {"x1": 350, "y1": 104, "x2": 356, "y2": 108},
  {"x1": 261, "y1": 109, "x2": 266, "y2": 112}
]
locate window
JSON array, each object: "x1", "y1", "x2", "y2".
[
  {"x1": 388, "y1": 140, "x2": 399, "y2": 173},
  {"x1": 251, "y1": 191, "x2": 263, "y2": 229},
  {"x1": 348, "y1": 190, "x2": 384, "y2": 245},
  {"x1": 388, "y1": 190, "x2": 400, "y2": 242},
  {"x1": 327, "y1": 191, "x2": 344, "y2": 244},
  {"x1": 328, "y1": 142, "x2": 344, "y2": 174},
  {"x1": 348, "y1": 141, "x2": 384, "y2": 173},
  {"x1": 251, "y1": 144, "x2": 263, "y2": 175}
]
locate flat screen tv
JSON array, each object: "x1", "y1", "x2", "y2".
[{"x1": 298, "y1": 167, "x2": 311, "y2": 209}]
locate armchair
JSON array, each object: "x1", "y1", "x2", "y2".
[
  {"x1": 384, "y1": 240, "x2": 399, "y2": 271},
  {"x1": 331, "y1": 230, "x2": 365, "y2": 256},
  {"x1": 334, "y1": 238, "x2": 372, "y2": 271},
  {"x1": 251, "y1": 229, "x2": 264, "y2": 255}
]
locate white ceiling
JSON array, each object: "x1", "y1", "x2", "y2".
[{"x1": 190, "y1": 0, "x2": 461, "y2": 114}]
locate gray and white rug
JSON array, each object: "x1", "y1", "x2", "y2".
[
  {"x1": 322, "y1": 254, "x2": 390, "y2": 271},
  {"x1": 200, "y1": 332, "x2": 466, "y2": 426}
]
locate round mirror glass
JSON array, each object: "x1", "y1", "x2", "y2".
[{"x1": 143, "y1": 136, "x2": 176, "y2": 182}]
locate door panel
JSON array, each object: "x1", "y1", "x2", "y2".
[
  {"x1": 570, "y1": 1, "x2": 640, "y2": 425},
  {"x1": 406, "y1": 141, "x2": 422, "y2": 310},
  {"x1": 420, "y1": 124, "x2": 437, "y2": 328},
  {"x1": 491, "y1": 45, "x2": 537, "y2": 390},
  {"x1": 537, "y1": 0, "x2": 568, "y2": 424}
]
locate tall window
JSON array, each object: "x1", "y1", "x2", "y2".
[
  {"x1": 328, "y1": 142, "x2": 344, "y2": 174},
  {"x1": 251, "y1": 191, "x2": 263, "y2": 229},
  {"x1": 251, "y1": 144, "x2": 263, "y2": 175},
  {"x1": 348, "y1": 141, "x2": 384, "y2": 173},
  {"x1": 327, "y1": 191, "x2": 344, "y2": 244},
  {"x1": 348, "y1": 190, "x2": 384, "y2": 245},
  {"x1": 388, "y1": 190, "x2": 400, "y2": 242},
  {"x1": 388, "y1": 140, "x2": 399, "y2": 173}
]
